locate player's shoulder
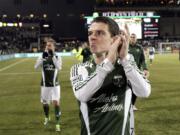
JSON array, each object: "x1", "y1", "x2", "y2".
[
  {"x1": 127, "y1": 53, "x2": 135, "y2": 62},
  {"x1": 70, "y1": 61, "x2": 93, "y2": 74},
  {"x1": 54, "y1": 53, "x2": 59, "y2": 57},
  {"x1": 127, "y1": 53, "x2": 144, "y2": 73},
  {"x1": 123, "y1": 53, "x2": 137, "y2": 68},
  {"x1": 136, "y1": 44, "x2": 143, "y2": 49},
  {"x1": 71, "y1": 61, "x2": 92, "y2": 70},
  {"x1": 70, "y1": 63, "x2": 80, "y2": 72},
  {"x1": 54, "y1": 53, "x2": 62, "y2": 59}
]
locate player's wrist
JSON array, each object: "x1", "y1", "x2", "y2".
[
  {"x1": 42, "y1": 51, "x2": 49, "y2": 59},
  {"x1": 118, "y1": 54, "x2": 130, "y2": 67},
  {"x1": 48, "y1": 50, "x2": 54, "y2": 57}
]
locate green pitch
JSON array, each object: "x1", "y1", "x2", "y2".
[{"x1": 0, "y1": 54, "x2": 179, "y2": 135}]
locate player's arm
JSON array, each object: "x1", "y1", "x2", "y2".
[
  {"x1": 52, "y1": 55, "x2": 62, "y2": 70},
  {"x1": 118, "y1": 34, "x2": 150, "y2": 97},
  {"x1": 70, "y1": 58, "x2": 114, "y2": 102},
  {"x1": 120, "y1": 54, "x2": 151, "y2": 97},
  {"x1": 34, "y1": 56, "x2": 43, "y2": 70},
  {"x1": 70, "y1": 36, "x2": 121, "y2": 102},
  {"x1": 34, "y1": 51, "x2": 48, "y2": 69}
]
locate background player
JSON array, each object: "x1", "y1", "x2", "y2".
[
  {"x1": 81, "y1": 42, "x2": 92, "y2": 63},
  {"x1": 34, "y1": 37, "x2": 62, "y2": 132},
  {"x1": 129, "y1": 33, "x2": 149, "y2": 110}
]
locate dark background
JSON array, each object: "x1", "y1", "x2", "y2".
[{"x1": 0, "y1": 0, "x2": 180, "y2": 40}]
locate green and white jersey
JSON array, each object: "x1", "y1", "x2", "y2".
[
  {"x1": 35, "y1": 55, "x2": 62, "y2": 87},
  {"x1": 70, "y1": 54, "x2": 151, "y2": 135},
  {"x1": 129, "y1": 44, "x2": 148, "y2": 70}
]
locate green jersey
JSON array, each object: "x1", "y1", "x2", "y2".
[
  {"x1": 129, "y1": 44, "x2": 147, "y2": 70},
  {"x1": 35, "y1": 55, "x2": 62, "y2": 87},
  {"x1": 70, "y1": 54, "x2": 151, "y2": 135},
  {"x1": 81, "y1": 48, "x2": 92, "y2": 63}
]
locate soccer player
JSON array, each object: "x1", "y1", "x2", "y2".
[
  {"x1": 149, "y1": 46, "x2": 155, "y2": 64},
  {"x1": 129, "y1": 33, "x2": 149, "y2": 110},
  {"x1": 34, "y1": 37, "x2": 62, "y2": 132},
  {"x1": 81, "y1": 42, "x2": 92, "y2": 63},
  {"x1": 70, "y1": 16, "x2": 151, "y2": 135}
]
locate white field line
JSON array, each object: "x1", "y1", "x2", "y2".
[{"x1": 0, "y1": 59, "x2": 28, "y2": 72}]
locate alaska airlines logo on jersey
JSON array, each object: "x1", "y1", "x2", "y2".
[
  {"x1": 112, "y1": 75, "x2": 125, "y2": 88},
  {"x1": 44, "y1": 64, "x2": 55, "y2": 71},
  {"x1": 94, "y1": 103, "x2": 123, "y2": 113},
  {"x1": 90, "y1": 94, "x2": 118, "y2": 103}
]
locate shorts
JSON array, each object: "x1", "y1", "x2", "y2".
[
  {"x1": 41, "y1": 85, "x2": 60, "y2": 104},
  {"x1": 149, "y1": 55, "x2": 154, "y2": 59}
]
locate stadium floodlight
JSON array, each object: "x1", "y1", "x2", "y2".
[
  {"x1": 43, "y1": 14, "x2": 47, "y2": 18},
  {"x1": 30, "y1": 14, "x2": 34, "y2": 18},
  {"x1": 0, "y1": 22, "x2": 2, "y2": 27},
  {"x1": 14, "y1": 23, "x2": 18, "y2": 27},
  {"x1": 3, "y1": 23, "x2": 7, "y2": 27},
  {"x1": 7, "y1": 23, "x2": 14, "y2": 27},
  {"x1": 43, "y1": 24, "x2": 49, "y2": 28},
  {"x1": 19, "y1": 22, "x2": 23, "y2": 27},
  {"x1": 17, "y1": 14, "x2": 21, "y2": 18},
  {"x1": 3, "y1": 14, "x2": 7, "y2": 18}
]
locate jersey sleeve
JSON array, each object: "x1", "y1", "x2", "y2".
[
  {"x1": 119, "y1": 54, "x2": 151, "y2": 98},
  {"x1": 52, "y1": 55, "x2": 62, "y2": 70},
  {"x1": 70, "y1": 58, "x2": 114, "y2": 102},
  {"x1": 34, "y1": 56, "x2": 43, "y2": 70}
]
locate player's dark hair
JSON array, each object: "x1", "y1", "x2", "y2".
[{"x1": 91, "y1": 16, "x2": 120, "y2": 37}]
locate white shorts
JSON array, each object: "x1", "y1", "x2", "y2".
[
  {"x1": 149, "y1": 55, "x2": 154, "y2": 59},
  {"x1": 41, "y1": 85, "x2": 60, "y2": 104}
]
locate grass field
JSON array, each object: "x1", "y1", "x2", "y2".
[{"x1": 0, "y1": 54, "x2": 180, "y2": 135}]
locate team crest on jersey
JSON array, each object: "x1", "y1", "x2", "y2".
[
  {"x1": 44, "y1": 64, "x2": 55, "y2": 71},
  {"x1": 136, "y1": 49, "x2": 140, "y2": 52},
  {"x1": 112, "y1": 75, "x2": 125, "y2": 88}
]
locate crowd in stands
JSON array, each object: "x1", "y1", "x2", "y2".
[
  {"x1": 55, "y1": 40, "x2": 82, "y2": 52},
  {"x1": 0, "y1": 28, "x2": 84, "y2": 55},
  {"x1": 0, "y1": 27, "x2": 38, "y2": 55},
  {"x1": 1, "y1": 27, "x2": 180, "y2": 55},
  {"x1": 96, "y1": 0, "x2": 180, "y2": 7}
]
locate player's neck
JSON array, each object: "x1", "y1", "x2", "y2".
[
  {"x1": 93, "y1": 53, "x2": 106, "y2": 65},
  {"x1": 130, "y1": 43, "x2": 136, "y2": 46}
]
